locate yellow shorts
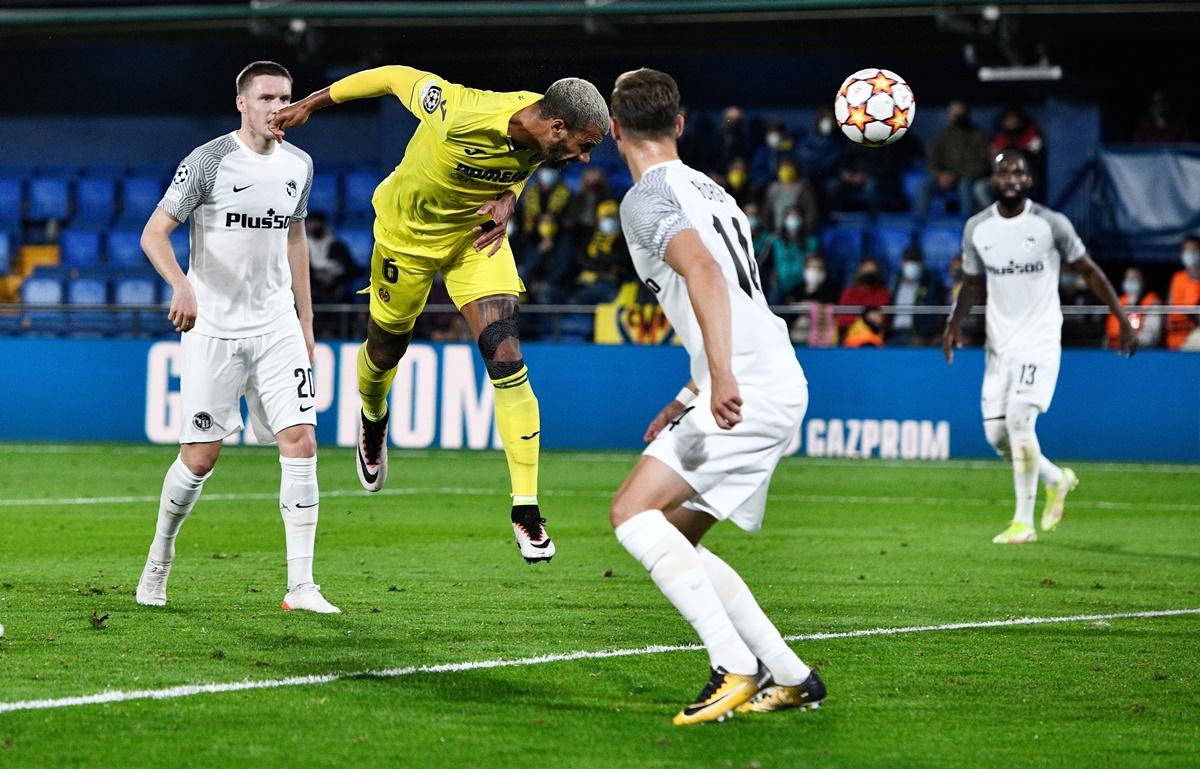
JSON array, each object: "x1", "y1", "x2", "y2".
[{"x1": 365, "y1": 231, "x2": 525, "y2": 335}]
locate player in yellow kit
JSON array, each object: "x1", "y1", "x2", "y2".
[{"x1": 268, "y1": 66, "x2": 609, "y2": 563}]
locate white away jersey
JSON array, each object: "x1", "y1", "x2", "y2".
[
  {"x1": 159, "y1": 132, "x2": 313, "y2": 338},
  {"x1": 962, "y1": 199, "x2": 1085, "y2": 354},
  {"x1": 620, "y1": 159, "x2": 804, "y2": 391}
]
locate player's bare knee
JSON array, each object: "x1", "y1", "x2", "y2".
[
  {"x1": 278, "y1": 426, "x2": 317, "y2": 458},
  {"x1": 610, "y1": 493, "x2": 640, "y2": 529},
  {"x1": 180, "y1": 444, "x2": 219, "y2": 476}
]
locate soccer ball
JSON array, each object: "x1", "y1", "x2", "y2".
[{"x1": 834, "y1": 68, "x2": 915, "y2": 147}]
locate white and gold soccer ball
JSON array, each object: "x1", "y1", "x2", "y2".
[{"x1": 834, "y1": 68, "x2": 915, "y2": 147}]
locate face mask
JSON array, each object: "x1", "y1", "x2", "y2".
[
  {"x1": 1122, "y1": 279, "x2": 1142, "y2": 299},
  {"x1": 804, "y1": 268, "x2": 825, "y2": 286},
  {"x1": 818, "y1": 117, "x2": 834, "y2": 136},
  {"x1": 766, "y1": 132, "x2": 782, "y2": 149},
  {"x1": 598, "y1": 217, "x2": 620, "y2": 236},
  {"x1": 727, "y1": 168, "x2": 747, "y2": 189},
  {"x1": 902, "y1": 262, "x2": 922, "y2": 281},
  {"x1": 1183, "y1": 250, "x2": 1200, "y2": 270},
  {"x1": 778, "y1": 166, "x2": 797, "y2": 184},
  {"x1": 537, "y1": 220, "x2": 556, "y2": 239},
  {"x1": 784, "y1": 215, "x2": 802, "y2": 234},
  {"x1": 537, "y1": 168, "x2": 559, "y2": 187}
]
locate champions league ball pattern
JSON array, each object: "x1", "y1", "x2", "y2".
[{"x1": 834, "y1": 68, "x2": 915, "y2": 147}]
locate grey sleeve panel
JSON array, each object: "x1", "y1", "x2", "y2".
[
  {"x1": 619, "y1": 168, "x2": 695, "y2": 262},
  {"x1": 280, "y1": 142, "x2": 314, "y2": 221},
  {"x1": 960, "y1": 210, "x2": 988, "y2": 276},
  {"x1": 158, "y1": 135, "x2": 237, "y2": 222},
  {"x1": 1037, "y1": 205, "x2": 1086, "y2": 263}
]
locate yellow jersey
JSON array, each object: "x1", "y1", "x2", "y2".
[{"x1": 330, "y1": 66, "x2": 543, "y2": 256}]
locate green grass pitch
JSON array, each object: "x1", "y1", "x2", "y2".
[{"x1": 0, "y1": 444, "x2": 1197, "y2": 768}]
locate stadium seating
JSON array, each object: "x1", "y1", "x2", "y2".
[
  {"x1": 113, "y1": 275, "x2": 159, "y2": 335},
  {"x1": 0, "y1": 178, "x2": 21, "y2": 227},
  {"x1": 169, "y1": 227, "x2": 189, "y2": 271},
  {"x1": 339, "y1": 227, "x2": 374, "y2": 268},
  {"x1": 67, "y1": 277, "x2": 114, "y2": 334},
  {"x1": 307, "y1": 173, "x2": 340, "y2": 218},
  {"x1": 20, "y1": 275, "x2": 66, "y2": 334},
  {"x1": 106, "y1": 228, "x2": 144, "y2": 269},
  {"x1": 59, "y1": 228, "x2": 104, "y2": 269},
  {"x1": 342, "y1": 170, "x2": 378, "y2": 221},
  {"x1": 28, "y1": 176, "x2": 72, "y2": 221},
  {"x1": 120, "y1": 176, "x2": 163, "y2": 224},
  {"x1": 0, "y1": 229, "x2": 12, "y2": 275},
  {"x1": 75, "y1": 177, "x2": 117, "y2": 226},
  {"x1": 870, "y1": 225, "x2": 915, "y2": 275},
  {"x1": 901, "y1": 168, "x2": 927, "y2": 210},
  {"x1": 820, "y1": 223, "x2": 866, "y2": 281},
  {"x1": 920, "y1": 220, "x2": 964, "y2": 274}
]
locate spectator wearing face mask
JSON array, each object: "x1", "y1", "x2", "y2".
[
  {"x1": 762, "y1": 205, "x2": 820, "y2": 304},
  {"x1": 521, "y1": 166, "x2": 573, "y2": 239},
  {"x1": 889, "y1": 248, "x2": 945, "y2": 346},
  {"x1": 722, "y1": 157, "x2": 753, "y2": 207},
  {"x1": 717, "y1": 105, "x2": 751, "y2": 170},
  {"x1": 1107, "y1": 267, "x2": 1162, "y2": 350},
  {"x1": 837, "y1": 258, "x2": 892, "y2": 332},
  {"x1": 914, "y1": 101, "x2": 993, "y2": 218},
  {"x1": 742, "y1": 201, "x2": 772, "y2": 258},
  {"x1": 751, "y1": 119, "x2": 797, "y2": 187},
  {"x1": 564, "y1": 166, "x2": 612, "y2": 237},
  {"x1": 789, "y1": 254, "x2": 839, "y2": 304},
  {"x1": 797, "y1": 107, "x2": 842, "y2": 190},
  {"x1": 1167, "y1": 234, "x2": 1200, "y2": 350},
  {"x1": 763, "y1": 158, "x2": 819, "y2": 233},
  {"x1": 570, "y1": 200, "x2": 628, "y2": 304},
  {"x1": 522, "y1": 212, "x2": 575, "y2": 305}
]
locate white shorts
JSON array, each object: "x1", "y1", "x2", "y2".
[
  {"x1": 643, "y1": 383, "x2": 808, "y2": 532},
  {"x1": 981, "y1": 344, "x2": 1061, "y2": 419},
  {"x1": 179, "y1": 321, "x2": 316, "y2": 444}
]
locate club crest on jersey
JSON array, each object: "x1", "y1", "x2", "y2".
[
  {"x1": 172, "y1": 165, "x2": 191, "y2": 185},
  {"x1": 1023, "y1": 236, "x2": 1037, "y2": 250},
  {"x1": 377, "y1": 286, "x2": 391, "y2": 302},
  {"x1": 193, "y1": 412, "x2": 213, "y2": 431},
  {"x1": 420, "y1": 82, "x2": 444, "y2": 115},
  {"x1": 285, "y1": 179, "x2": 298, "y2": 198}
]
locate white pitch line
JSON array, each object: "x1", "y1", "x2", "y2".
[
  {"x1": 3, "y1": 486, "x2": 1199, "y2": 513},
  {"x1": 0, "y1": 608, "x2": 1195, "y2": 715}
]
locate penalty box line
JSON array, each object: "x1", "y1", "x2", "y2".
[{"x1": 0, "y1": 608, "x2": 1196, "y2": 715}]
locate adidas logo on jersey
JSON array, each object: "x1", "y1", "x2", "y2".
[{"x1": 225, "y1": 210, "x2": 291, "y2": 230}]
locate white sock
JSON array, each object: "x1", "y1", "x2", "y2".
[
  {"x1": 1006, "y1": 404, "x2": 1042, "y2": 528},
  {"x1": 1038, "y1": 456, "x2": 1063, "y2": 487},
  {"x1": 279, "y1": 456, "x2": 319, "y2": 591},
  {"x1": 615, "y1": 510, "x2": 758, "y2": 675},
  {"x1": 698, "y1": 546, "x2": 811, "y2": 685},
  {"x1": 148, "y1": 455, "x2": 210, "y2": 563}
]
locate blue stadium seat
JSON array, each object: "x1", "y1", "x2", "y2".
[
  {"x1": 114, "y1": 275, "x2": 159, "y2": 335},
  {"x1": 342, "y1": 170, "x2": 378, "y2": 220},
  {"x1": 871, "y1": 225, "x2": 915, "y2": 275},
  {"x1": 339, "y1": 227, "x2": 374, "y2": 268},
  {"x1": 60, "y1": 228, "x2": 104, "y2": 269},
  {"x1": 107, "y1": 228, "x2": 145, "y2": 269},
  {"x1": 820, "y1": 224, "x2": 866, "y2": 281},
  {"x1": 67, "y1": 276, "x2": 114, "y2": 335},
  {"x1": 21, "y1": 276, "x2": 66, "y2": 335},
  {"x1": 121, "y1": 176, "x2": 163, "y2": 223},
  {"x1": 920, "y1": 222, "x2": 963, "y2": 275},
  {"x1": 75, "y1": 177, "x2": 117, "y2": 226},
  {"x1": 169, "y1": 227, "x2": 189, "y2": 271},
  {"x1": 0, "y1": 178, "x2": 22, "y2": 226},
  {"x1": 307, "y1": 173, "x2": 340, "y2": 219},
  {"x1": 28, "y1": 176, "x2": 72, "y2": 221},
  {"x1": 87, "y1": 164, "x2": 127, "y2": 179},
  {"x1": 0, "y1": 229, "x2": 12, "y2": 274},
  {"x1": 901, "y1": 168, "x2": 928, "y2": 210}
]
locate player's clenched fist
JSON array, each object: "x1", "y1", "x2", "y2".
[
  {"x1": 710, "y1": 374, "x2": 743, "y2": 430},
  {"x1": 167, "y1": 280, "x2": 198, "y2": 333}
]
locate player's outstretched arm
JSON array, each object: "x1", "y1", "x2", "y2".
[
  {"x1": 665, "y1": 230, "x2": 742, "y2": 430},
  {"x1": 287, "y1": 220, "x2": 316, "y2": 362},
  {"x1": 268, "y1": 67, "x2": 430, "y2": 143},
  {"x1": 1073, "y1": 254, "x2": 1137, "y2": 357},
  {"x1": 943, "y1": 273, "x2": 984, "y2": 364},
  {"x1": 141, "y1": 208, "x2": 197, "y2": 333}
]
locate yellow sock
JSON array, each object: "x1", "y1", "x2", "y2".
[
  {"x1": 357, "y1": 343, "x2": 396, "y2": 422},
  {"x1": 492, "y1": 365, "x2": 539, "y2": 500}
]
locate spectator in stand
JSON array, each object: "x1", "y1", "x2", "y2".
[
  {"x1": 796, "y1": 106, "x2": 842, "y2": 190},
  {"x1": 843, "y1": 308, "x2": 886, "y2": 348},
  {"x1": 789, "y1": 253, "x2": 839, "y2": 304},
  {"x1": 1059, "y1": 267, "x2": 1104, "y2": 348},
  {"x1": 722, "y1": 157, "x2": 753, "y2": 207},
  {"x1": 1108, "y1": 267, "x2": 1162, "y2": 350},
  {"x1": 946, "y1": 253, "x2": 984, "y2": 347},
  {"x1": 762, "y1": 205, "x2": 820, "y2": 305},
  {"x1": 717, "y1": 105, "x2": 751, "y2": 170},
  {"x1": 1132, "y1": 90, "x2": 1194, "y2": 144},
  {"x1": 520, "y1": 166, "x2": 573, "y2": 240},
  {"x1": 743, "y1": 201, "x2": 772, "y2": 258},
  {"x1": 786, "y1": 255, "x2": 839, "y2": 347},
  {"x1": 751, "y1": 119, "x2": 797, "y2": 187},
  {"x1": 569, "y1": 200, "x2": 628, "y2": 304},
  {"x1": 889, "y1": 248, "x2": 945, "y2": 346},
  {"x1": 992, "y1": 107, "x2": 1046, "y2": 200},
  {"x1": 1167, "y1": 234, "x2": 1200, "y2": 350},
  {"x1": 306, "y1": 211, "x2": 357, "y2": 305},
  {"x1": 825, "y1": 141, "x2": 900, "y2": 214},
  {"x1": 914, "y1": 101, "x2": 992, "y2": 218},
  {"x1": 837, "y1": 257, "x2": 891, "y2": 333},
  {"x1": 564, "y1": 166, "x2": 611, "y2": 238},
  {"x1": 677, "y1": 105, "x2": 718, "y2": 171},
  {"x1": 521, "y1": 212, "x2": 575, "y2": 305},
  {"x1": 763, "y1": 158, "x2": 819, "y2": 233}
]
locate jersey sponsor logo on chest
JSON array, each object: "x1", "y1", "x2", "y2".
[
  {"x1": 984, "y1": 258, "x2": 1045, "y2": 276},
  {"x1": 225, "y1": 208, "x2": 291, "y2": 230},
  {"x1": 451, "y1": 162, "x2": 530, "y2": 185}
]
